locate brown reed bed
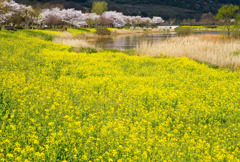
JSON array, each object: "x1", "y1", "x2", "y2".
[{"x1": 135, "y1": 34, "x2": 240, "y2": 69}]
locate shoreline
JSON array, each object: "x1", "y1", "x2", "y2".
[
  {"x1": 75, "y1": 29, "x2": 176, "y2": 39},
  {"x1": 72, "y1": 28, "x2": 230, "y2": 39}
]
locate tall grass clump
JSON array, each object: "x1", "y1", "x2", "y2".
[
  {"x1": 175, "y1": 27, "x2": 192, "y2": 36},
  {"x1": 53, "y1": 37, "x2": 93, "y2": 48},
  {"x1": 96, "y1": 27, "x2": 111, "y2": 35},
  {"x1": 52, "y1": 31, "x2": 94, "y2": 48},
  {"x1": 232, "y1": 29, "x2": 240, "y2": 39}
]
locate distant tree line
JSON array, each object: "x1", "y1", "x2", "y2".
[
  {"x1": 1, "y1": 0, "x2": 240, "y2": 36},
  {"x1": 0, "y1": 0, "x2": 164, "y2": 29},
  {"x1": 14, "y1": 0, "x2": 240, "y2": 20}
]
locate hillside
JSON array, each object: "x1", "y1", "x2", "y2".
[{"x1": 15, "y1": 0, "x2": 240, "y2": 20}]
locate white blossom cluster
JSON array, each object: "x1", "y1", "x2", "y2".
[
  {"x1": 42, "y1": 9, "x2": 164, "y2": 27},
  {"x1": 42, "y1": 8, "x2": 90, "y2": 27},
  {"x1": 0, "y1": 0, "x2": 164, "y2": 27},
  {"x1": 0, "y1": 0, "x2": 33, "y2": 24}
]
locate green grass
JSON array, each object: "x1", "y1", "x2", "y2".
[
  {"x1": 177, "y1": 25, "x2": 236, "y2": 31},
  {"x1": 216, "y1": 25, "x2": 235, "y2": 30},
  {"x1": 178, "y1": 26, "x2": 208, "y2": 30},
  {"x1": 0, "y1": 30, "x2": 239, "y2": 161}
]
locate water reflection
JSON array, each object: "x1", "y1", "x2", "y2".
[
  {"x1": 87, "y1": 31, "x2": 221, "y2": 49},
  {"x1": 88, "y1": 32, "x2": 176, "y2": 49}
]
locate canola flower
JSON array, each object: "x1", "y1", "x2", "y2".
[
  {"x1": 67, "y1": 28, "x2": 96, "y2": 35},
  {"x1": 0, "y1": 30, "x2": 240, "y2": 161}
]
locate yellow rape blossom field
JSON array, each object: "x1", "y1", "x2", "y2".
[
  {"x1": 67, "y1": 28, "x2": 97, "y2": 35},
  {"x1": 0, "y1": 30, "x2": 240, "y2": 161}
]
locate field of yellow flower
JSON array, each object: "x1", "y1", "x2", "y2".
[
  {"x1": 67, "y1": 28, "x2": 97, "y2": 35},
  {"x1": 0, "y1": 30, "x2": 240, "y2": 161}
]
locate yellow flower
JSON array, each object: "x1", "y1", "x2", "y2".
[
  {"x1": 82, "y1": 155, "x2": 88, "y2": 160},
  {"x1": 6, "y1": 154, "x2": 13, "y2": 158},
  {"x1": 142, "y1": 151, "x2": 148, "y2": 159}
]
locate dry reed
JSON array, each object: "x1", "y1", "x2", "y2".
[
  {"x1": 135, "y1": 34, "x2": 240, "y2": 69},
  {"x1": 53, "y1": 32, "x2": 93, "y2": 48}
]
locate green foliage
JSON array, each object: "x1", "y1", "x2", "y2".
[
  {"x1": 215, "y1": 4, "x2": 239, "y2": 36},
  {"x1": 230, "y1": 51, "x2": 240, "y2": 56},
  {"x1": 15, "y1": 26, "x2": 24, "y2": 30},
  {"x1": 204, "y1": 25, "x2": 217, "y2": 28},
  {"x1": 91, "y1": 1, "x2": 108, "y2": 15},
  {"x1": 86, "y1": 18, "x2": 99, "y2": 28},
  {"x1": 96, "y1": 27, "x2": 111, "y2": 35},
  {"x1": 123, "y1": 49, "x2": 136, "y2": 56},
  {"x1": 215, "y1": 4, "x2": 239, "y2": 21},
  {"x1": 73, "y1": 47, "x2": 98, "y2": 54}
]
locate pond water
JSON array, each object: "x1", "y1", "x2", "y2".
[{"x1": 87, "y1": 31, "x2": 221, "y2": 49}]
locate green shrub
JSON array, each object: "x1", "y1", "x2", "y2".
[
  {"x1": 81, "y1": 47, "x2": 97, "y2": 53},
  {"x1": 73, "y1": 47, "x2": 98, "y2": 54},
  {"x1": 175, "y1": 27, "x2": 192, "y2": 36},
  {"x1": 96, "y1": 27, "x2": 111, "y2": 35},
  {"x1": 204, "y1": 25, "x2": 217, "y2": 29},
  {"x1": 230, "y1": 51, "x2": 240, "y2": 56},
  {"x1": 101, "y1": 49, "x2": 121, "y2": 53},
  {"x1": 15, "y1": 26, "x2": 24, "y2": 30}
]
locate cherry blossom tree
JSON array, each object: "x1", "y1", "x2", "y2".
[
  {"x1": 99, "y1": 17, "x2": 113, "y2": 27},
  {"x1": 30, "y1": 8, "x2": 43, "y2": 29},
  {"x1": 102, "y1": 11, "x2": 126, "y2": 27},
  {"x1": 140, "y1": 17, "x2": 152, "y2": 26},
  {"x1": 41, "y1": 8, "x2": 62, "y2": 28},
  {"x1": 151, "y1": 16, "x2": 164, "y2": 25},
  {"x1": 0, "y1": 0, "x2": 16, "y2": 25},
  {"x1": 124, "y1": 16, "x2": 133, "y2": 26},
  {"x1": 61, "y1": 9, "x2": 87, "y2": 27},
  {"x1": 1, "y1": 0, "x2": 164, "y2": 29},
  {"x1": 44, "y1": 15, "x2": 62, "y2": 28},
  {"x1": 0, "y1": 1, "x2": 9, "y2": 25},
  {"x1": 42, "y1": 8, "x2": 87, "y2": 28},
  {"x1": 41, "y1": 8, "x2": 62, "y2": 20},
  {"x1": 0, "y1": 0, "x2": 33, "y2": 27},
  {"x1": 86, "y1": 13, "x2": 100, "y2": 27}
]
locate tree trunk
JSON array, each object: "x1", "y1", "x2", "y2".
[
  {"x1": 25, "y1": 21, "x2": 29, "y2": 29},
  {"x1": 227, "y1": 27, "x2": 230, "y2": 38},
  {"x1": 31, "y1": 20, "x2": 34, "y2": 29}
]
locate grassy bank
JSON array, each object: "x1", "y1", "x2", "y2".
[
  {"x1": 67, "y1": 27, "x2": 173, "y2": 37},
  {"x1": 176, "y1": 25, "x2": 235, "y2": 31},
  {"x1": 0, "y1": 30, "x2": 240, "y2": 161}
]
